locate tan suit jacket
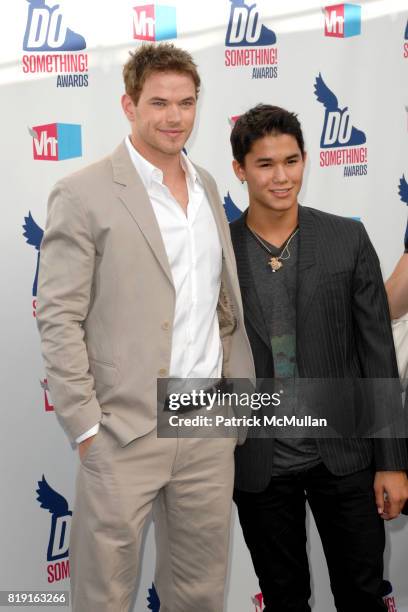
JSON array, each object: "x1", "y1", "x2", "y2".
[{"x1": 36, "y1": 141, "x2": 255, "y2": 447}]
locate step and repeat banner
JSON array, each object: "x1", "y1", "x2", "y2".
[{"x1": 1, "y1": 0, "x2": 407, "y2": 610}]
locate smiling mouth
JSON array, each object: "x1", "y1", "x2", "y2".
[
  {"x1": 270, "y1": 187, "x2": 293, "y2": 196},
  {"x1": 159, "y1": 129, "x2": 183, "y2": 137}
]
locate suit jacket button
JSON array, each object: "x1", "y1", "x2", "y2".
[
  {"x1": 158, "y1": 368, "x2": 168, "y2": 377},
  {"x1": 162, "y1": 321, "x2": 170, "y2": 331}
]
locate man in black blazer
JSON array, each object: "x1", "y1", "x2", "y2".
[{"x1": 229, "y1": 104, "x2": 408, "y2": 612}]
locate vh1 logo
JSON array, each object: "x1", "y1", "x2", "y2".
[
  {"x1": 41, "y1": 379, "x2": 54, "y2": 412},
  {"x1": 133, "y1": 4, "x2": 177, "y2": 41},
  {"x1": 31, "y1": 123, "x2": 82, "y2": 161},
  {"x1": 251, "y1": 593, "x2": 264, "y2": 611},
  {"x1": 324, "y1": 4, "x2": 361, "y2": 38}
]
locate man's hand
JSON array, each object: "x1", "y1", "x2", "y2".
[
  {"x1": 78, "y1": 434, "x2": 97, "y2": 462},
  {"x1": 374, "y1": 471, "x2": 408, "y2": 520}
]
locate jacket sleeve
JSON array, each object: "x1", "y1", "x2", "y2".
[
  {"x1": 36, "y1": 180, "x2": 102, "y2": 444},
  {"x1": 352, "y1": 222, "x2": 408, "y2": 470}
]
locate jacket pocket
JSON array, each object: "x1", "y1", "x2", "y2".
[{"x1": 88, "y1": 358, "x2": 118, "y2": 398}]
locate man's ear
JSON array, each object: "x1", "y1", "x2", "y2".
[
  {"x1": 232, "y1": 159, "x2": 246, "y2": 182},
  {"x1": 121, "y1": 94, "x2": 136, "y2": 121}
]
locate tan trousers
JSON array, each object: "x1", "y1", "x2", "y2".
[{"x1": 70, "y1": 419, "x2": 236, "y2": 612}]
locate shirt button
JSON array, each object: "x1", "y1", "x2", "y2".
[
  {"x1": 158, "y1": 368, "x2": 168, "y2": 377},
  {"x1": 162, "y1": 321, "x2": 170, "y2": 331}
]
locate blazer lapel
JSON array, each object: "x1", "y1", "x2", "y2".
[
  {"x1": 195, "y1": 167, "x2": 246, "y2": 318},
  {"x1": 230, "y1": 213, "x2": 271, "y2": 349},
  {"x1": 297, "y1": 205, "x2": 320, "y2": 328},
  {"x1": 110, "y1": 141, "x2": 173, "y2": 286}
]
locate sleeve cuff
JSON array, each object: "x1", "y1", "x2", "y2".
[{"x1": 76, "y1": 423, "x2": 100, "y2": 444}]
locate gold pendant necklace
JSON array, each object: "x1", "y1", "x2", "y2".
[
  {"x1": 247, "y1": 225, "x2": 299, "y2": 272},
  {"x1": 269, "y1": 257, "x2": 283, "y2": 272}
]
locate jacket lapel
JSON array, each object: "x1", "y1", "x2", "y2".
[
  {"x1": 230, "y1": 213, "x2": 271, "y2": 349},
  {"x1": 110, "y1": 141, "x2": 173, "y2": 286},
  {"x1": 195, "y1": 166, "x2": 246, "y2": 321},
  {"x1": 297, "y1": 205, "x2": 320, "y2": 329}
]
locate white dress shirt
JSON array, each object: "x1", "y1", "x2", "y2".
[{"x1": 76, "y1": 138, "x2": 223, "y2": 443}]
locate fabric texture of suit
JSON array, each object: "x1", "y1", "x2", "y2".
[
  {"x1": 36, "y1": 141, "x2": 255, "y2": 447},
  {"x1": 231, "y1": 206, "x2": 408, "y2": 492},
  {"x1": 36, "y1": 141, "x2": 256, "y2": 612}
]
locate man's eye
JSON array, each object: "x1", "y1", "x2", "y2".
[{"x1": 152, "y1": 101, "x2": 165, "y2": 106}]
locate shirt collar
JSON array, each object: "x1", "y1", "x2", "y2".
[{"x1": 125, "y1": 135, "x2": 201, "y2": 193}]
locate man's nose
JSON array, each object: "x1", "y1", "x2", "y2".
[
  {"x1": 272, "y1": 165, "x2": 288, "y2": 183},
  {"x1": 166, "y1": 104, "x2": 181, "y2": 123}
]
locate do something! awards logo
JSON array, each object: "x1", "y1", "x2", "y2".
[
  {"x1": 36, "y1": 476, "x2": 72, "y2": 584},
  {"x1": 22, "y1": 211, "x2": 43, "y2": 317},
  {"x1": 22, "y1": 0, "x2": 89, "y2": 87},
  {"x1": 314, "y1": 73, "x2": 368, "y2": 177},
  {"x1": 224, "y1": 0, "x2": 278, "y2": 80}
]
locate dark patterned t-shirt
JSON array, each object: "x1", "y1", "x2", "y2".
[{"x1": 246, "y1": 225, "x2": 321, "y2": 475}]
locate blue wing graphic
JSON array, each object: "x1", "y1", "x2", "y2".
[
  {"x1": 314, "y1": 73, "x2": 338, "y2": 111},
  {"x1": 36, "y1": 476, "x2": 71, "y2": 517},
  {"x1": 399, "y1": 175, "x2": 408, "y2": 205},
  {"x1": 147, "y1": 583, "x2": 160, "y2": 611},
  {"x1": 223, "y1": 192, "x2": 242, "y2": 223},
  {"x1": 23, "y1": 212, "x2": 43, "y2": 250}
]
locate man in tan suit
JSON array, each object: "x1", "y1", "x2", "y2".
[{"x1": 36, "y1": 43, "x2": 254, "y2": 612}]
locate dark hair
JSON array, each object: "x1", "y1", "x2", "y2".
[
  {"x1": 230, "y1": 104, "x2": 305, "y2": 165},
  {"x1": 123, "y1": 43, "x2": 200, "y2": 105}
]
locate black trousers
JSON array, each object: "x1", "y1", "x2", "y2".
[{"x1": 233, "y1": 463, "x2": 387, "y2": 612}]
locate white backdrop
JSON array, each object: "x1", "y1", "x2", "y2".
[{"x1": 1, "y1": 1, "x2": 407, "y2": 610}]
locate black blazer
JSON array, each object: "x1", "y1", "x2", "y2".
[{"x1": 231, "y1": 206, "x2": 408, "y2": 492}]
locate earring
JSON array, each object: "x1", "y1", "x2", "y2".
[{"x1": 241, "y1": 179, "x2": 245, "y2": 184}]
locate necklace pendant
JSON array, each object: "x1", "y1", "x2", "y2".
[{"x1": 269, "y1": 257, "x2": 282, "y2": 272}]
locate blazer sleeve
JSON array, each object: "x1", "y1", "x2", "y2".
[
  {"x1": 352, "y1": 222, "x2": 408, "y2": 470},
  {"x1": 36, "y1": 180, "x2": 102, "y2": 444}
]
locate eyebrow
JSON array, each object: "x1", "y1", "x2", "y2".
[
  {"x1": 148, "y1": 96, "x2": 196, "y2": 103},
  {"x1": 255, "y1": 153, "x2": 301, "y2": 163}
]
